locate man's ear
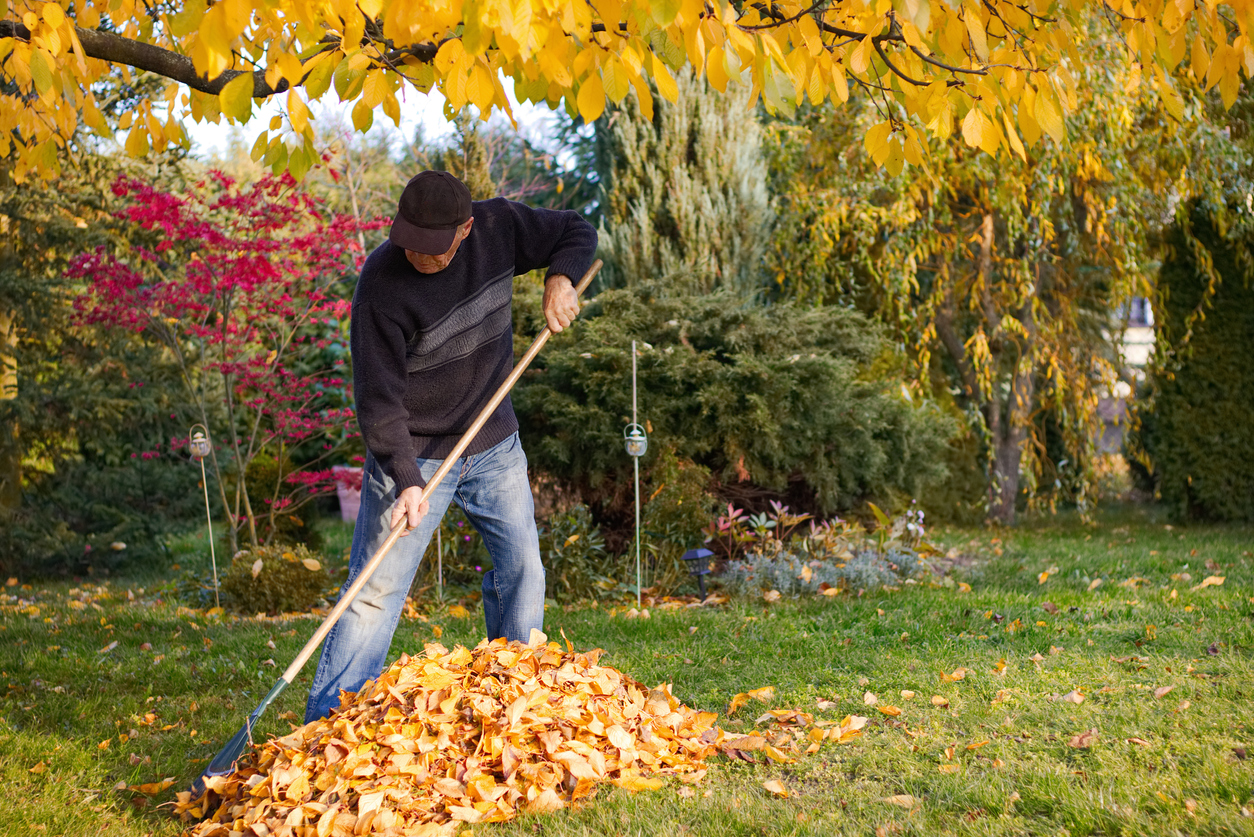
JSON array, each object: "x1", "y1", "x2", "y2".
[{"x1": 461, "y1": 216, "x2": 475, "y2": 237}]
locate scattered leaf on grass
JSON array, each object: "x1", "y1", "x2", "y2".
[
  {"x1": 863, "y1": 691, "x2": 878, "y2": 705},
  {"x1": 1042, "y1": 602, "x2": 1059, "y2": 614},
  {"x1": 747, "y1": 686, "x2": 775, "y2": 703},
  {"x1": 938, "y1": 764, "x2": 960, "y2": 774},
  {"x1": 763, "y1": 590, "x2": 781, "y2": 603},
  {"x1": 966, "y1": 740, "x2": 989, "y2": 750},
  {"x1": 900, "y1": 690, "x2": 915, "y2": 701},
  {"x1": 1067, "y1": 729, "x2": 1099, "y2": 748},
  {"x1": 762, "y1": 779, "x2": 788, "y2": 797},
  {"x1": 1127, "y1": 737, "x2": 1151, "y2": 747},
  {"x1": 878, "y1": 705, "x2": 902, "y2": 717},
  {"x1": 1088, "y1": 578, "x2": 1103, "y2": 591},
  {"x1": 1192, "y1": 576, "x2": 1225, "y2": 591},
  {"x1": 28, "y1": 762, "x2": 46, "y2": 774},
  {"x1": 1029, "y1": 653, "x2": 1045, "y2": 663},
  {"x1": 613, "y1": 776, "x2": 665, "y2": 792},
  {"x1": 1154, "y1": 686, "x2": 1175, "y2": 699},
  {"x1": 1062, "y1": 690, "x2": 1084, "y2": 705},
  {"x1": 131, "y1": 778, "x2": 176, "y2": 795},
  {"x1": 99, "y1": 641, "x2": 118, "y2": 654},
  {"x1": 883, "y1": 794, "x2": 918, "y2": 808},
  {"x1": 931, "y1": 696, "x2": 949, "y2": 707}
]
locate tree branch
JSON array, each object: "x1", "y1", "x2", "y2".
[
  {"x1": 873, "y1": 36, "x2": 925, "y2": 86},
  {"x1": 0, "y1": 19, "x2": 442, "y2": 97}
]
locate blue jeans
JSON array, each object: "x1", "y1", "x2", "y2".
[{"x1": 304, "y1": 431, "x2": 545, "y2": 722}]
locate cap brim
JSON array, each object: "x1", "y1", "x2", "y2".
[{"x1": 389, "y1": 213, "x2": 457, "y2": 255}]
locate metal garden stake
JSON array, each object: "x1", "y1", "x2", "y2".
[
  {"x1": 189, "y1": 425, "x2": 220, "y2": 609},
  {"x1": 623, "y1": 340, "x2": 647, "y2": 608}
]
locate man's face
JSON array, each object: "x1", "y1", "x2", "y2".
[{"x1": 405, "y1": 217, "x2": 474, "y2": 274}]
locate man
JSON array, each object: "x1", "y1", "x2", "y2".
[{"x1": 305, "y1": 171, "x2": 597, "y2": 722}]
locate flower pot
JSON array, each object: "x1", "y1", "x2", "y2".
[{"x1": 332, "y1": 465, "x2": 363, "y2": 523}]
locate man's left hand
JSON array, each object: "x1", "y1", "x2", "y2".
[{"x1": 542, "y1": 274, "x2": 580, "y2": 333}]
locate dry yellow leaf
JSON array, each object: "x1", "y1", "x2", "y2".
[
  {"x1": 1192, "y1": 575, "x2": 1225, "y2": 590},
  {"x1": 1153, "y1": 685, "x2": 1175, "y2": 699},
  {"x1": 931, "y1": 696, "x2": 949, "y2": 707},
  {"x1": 883, "y1": 794, "x2": 918, "y2": 808},
  {"x1": 748, "y1": 686, "x2": 776, "y2": 703},
  {"x1": 938, "y1": 763, "x2": 960, "y2": 773},
  {"x1": 878, "y1": 705, "x2": 902, "y2": 717},
  {"x1": 448, "y1": 604, "x2": 471, "y2": 619},
  {"x1": 301, "y1": 558, "x2": 321, "y2": 572},
  {"x1": 612, "y1": 776, "x2": 664, "y2": 792},
  {"x1": 863, "y1": 691, "x2": 878, "y2": 705},
  {"x1": 762, "y1": 779, "x2": 788, "y2": 797},
  {"x1": 29, "y1": 762, "x2": 46, "y2": 774}
]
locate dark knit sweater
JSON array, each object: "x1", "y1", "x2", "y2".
[{"x1": 351, "y1": 197, "x2": 597, "y2": 492}]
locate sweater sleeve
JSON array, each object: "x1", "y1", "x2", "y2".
[
  {"x1": 504, "y1": 200, "x2": 599, "y2": 282},
  {"x1": 351, "y1": 298, "x2": 425, "y2": 492}
]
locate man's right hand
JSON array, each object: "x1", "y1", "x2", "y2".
[{"x1": 391, "y1": 485, "x2": 430, "y2": 535}]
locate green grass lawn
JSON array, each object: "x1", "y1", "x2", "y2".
[{"x1": 2, "y1": 504, "x2": 1252, "y2": 836}]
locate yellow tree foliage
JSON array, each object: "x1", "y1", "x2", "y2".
[{"x1": 0, "y1": 0, "x2": 1246, "y2": 181}]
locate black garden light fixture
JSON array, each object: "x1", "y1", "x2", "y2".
[{"x1": 681, "y1": 547, "x2": 713, "y2": 600}]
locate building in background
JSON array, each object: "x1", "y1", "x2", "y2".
[{"x1": 1098, "y1": 297, "x2": 1155, "y2": 453}]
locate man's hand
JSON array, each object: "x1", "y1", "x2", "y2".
[
  {"x1": 391, "y1": 485, "x2": 430, "y2": 536},
  {"x1": 542, "y1": 274, "x2": 580, "y2": 333}
]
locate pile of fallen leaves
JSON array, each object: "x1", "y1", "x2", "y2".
[{"x1": 177, "y1": 634, "x2": 720, "y2": 836}]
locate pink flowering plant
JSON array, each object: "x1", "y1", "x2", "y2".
[{"x1": 70, "y1": 171, "x2": 382, "y2": 551}]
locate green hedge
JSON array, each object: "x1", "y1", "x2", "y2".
[
  {"x1": 513, "y1": 284, "x2": 956, "y2": 519},
  {"x1": 1134, "y1": 202, "x2": 1254, "y2": 521}
]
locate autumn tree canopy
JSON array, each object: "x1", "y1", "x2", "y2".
[{"x1": 0, "y1": 0, "x2": 1247, "y2": 181}]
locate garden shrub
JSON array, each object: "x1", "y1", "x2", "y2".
[
  {"x1": 220, "y1": 543, "x2": 329, "y2": 614},
  {"x1": 1131, "y1": 202, "x2": 1254, "y2": 521},
  {"x1": 243, "y1": 453, "x2": 324, "y2": 550},
  {"x1": 0, "y1": 454, "x2": 204, "y2": 577},
  {"x1": 537, "y1": 504, "x2": 612, "y2": 601},
  {"x1": 719, "y1": 504, "x2": 932, "y2": 597},
  {"x1": 512, "y1": 284, "x2": 955, "y2": 522}
]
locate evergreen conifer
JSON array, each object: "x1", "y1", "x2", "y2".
[{"x1": 595, "y1": 71, "x2": 773, "y2": 295}]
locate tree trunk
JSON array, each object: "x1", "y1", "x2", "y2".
[{"x1": 0, "y1": 310, "x2": 18, "y2": 517}]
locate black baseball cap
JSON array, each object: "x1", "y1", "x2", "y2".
[{"x1": 389, "y1": 171, "x2": 473, "y2": 255}]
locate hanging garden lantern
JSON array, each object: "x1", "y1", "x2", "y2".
[
  {"x1": 189, "y1": 430, "x2": 211, "y2": 460},
  {"x1": 623, "y1": 423, "x2": 648, "y2": 457},
  {"x1": 189, "y1": 424, "x2": 221, "y2": 609},
  {"x1": 625, "y1": 341, "x2": 647, "y2": 607}
]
